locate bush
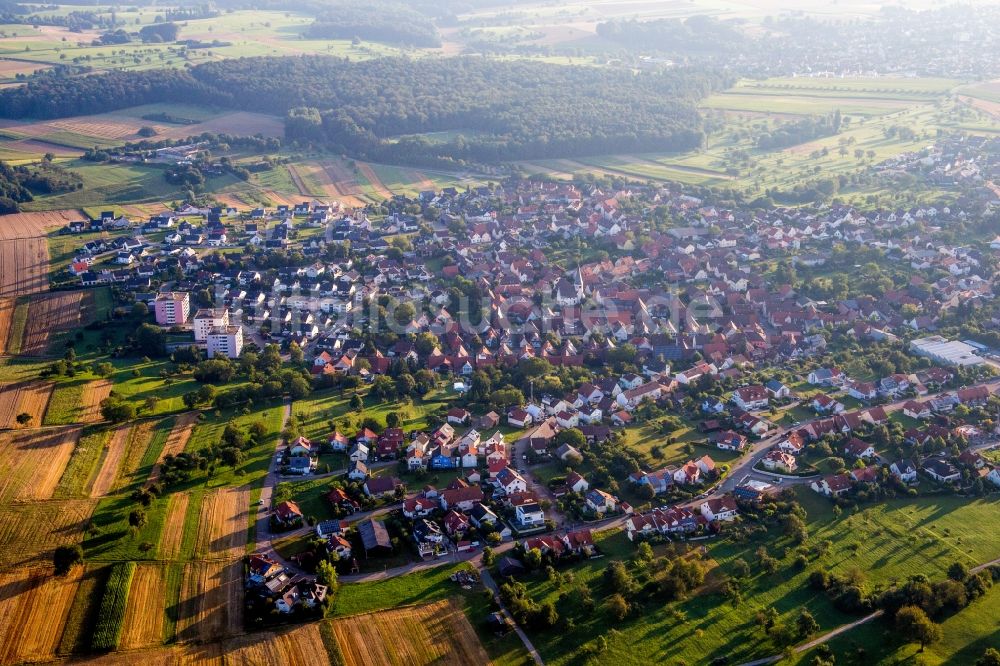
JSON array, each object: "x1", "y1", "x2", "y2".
[{"x1": 92, "y1": 561, "x2": 136, "y2": 650}]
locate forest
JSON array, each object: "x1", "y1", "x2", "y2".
[
  {"x1": 303, "y1": 0, "x2": 441, "y2": 47},
  {"x1": 0, "y1": 160, "x2": 82, "y2": 212},
  {"x1": 0, "y1": 56, "x2": 729, "y2": 163}
]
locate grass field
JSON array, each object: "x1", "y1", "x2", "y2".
[{"x1": 512, "y1": 490, "x2": 1000, "y2": 666}]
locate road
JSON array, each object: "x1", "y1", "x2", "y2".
[{"x1": 253, "y1": 396, "x2": 293, "y2": 560}]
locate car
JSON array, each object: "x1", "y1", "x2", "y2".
[{"x1": 773, "y1": 478, "x2": 783, "y2": 484}]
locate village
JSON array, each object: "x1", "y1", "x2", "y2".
[{"x1": 38, "y1": 132, "x2": 1000, "y2": 628}]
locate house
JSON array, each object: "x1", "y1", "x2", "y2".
[
  {"x1": 673, "y1": 461, "x2": 701, "y2": 485},
  {"x1": 812, "y1": 393, "x2": 845, "y2": 414},
  {"x1": 765, "y1": 379, "x2": 791, "y2": 399},
  {"x1": 273, "y1": 500, "x2": 303, "y2": 526},
  {"x1": 565, "y1": 471, "x2": 589, "y2": 494},
  {"x1": 629, "y1": 467, "x2": 674, "y2": 495},
  {"x1": 700, "y1": 496, "x2": 739, "y2": 522},
  {"x1": 447, "y1": 407, "x2": 471, "y2": 425},
  {"x1": 325, "y1": 488, "x2": 360, "y2": 514},
  {"x1": 810, "y1": 474, "x2": 853, "y2": 497},
  {"x1": 923, "y1": 457, "x2": 961, "y2": 484},
  {"x1": 347, "y1": 460, "x2": 369, "y2": 481},
  {"x1": 287, "y1": 456, "x2": 315, "y2": 475},
  {"x1": 349, "y1": 443, "x2": 369, "y2": 463},
  {"x1": 439, "y1": 482, "x2": 484, "y2": 511},
  {"x1": 357, "y1": 519, "x2": 392, "y2": 554},
  {"x1": 847, "y1": 381, "x2": 877, "y2": 401},
  {"x1": 986, "y1": 467, "x2": 1000, "y2": 489},
  {"x1": 844, "y1": 438, "x2": 876, "y2": 460},
  {"x1": 443, "y1": 510, "x2": 471, "y2": 537},
  {"x1": 496, "y1": 467, "x2": 528, "y2": 495},
  {"x1": 902, "y1": 400, "x2": 932, "y2": 419},
  {"x1": 402, "y1": 496, "x2": 438, "y2": 518},
  {"x1": 732, "y1": 385, "x2": 769, "y2": 411},
  {"x1": 555, "y1": 443, "x2": 581, "y2": 462},
  {"x1": 363, "y1": 476, "x2": 403, "y2": 499},
  {"x1": 890, "y1": 459, "x2": 919, "y2": 484},
  {"x1": 808, "y1": 367, "x2": 843, "y2": 386},
  {"x1": 288, "y1": 436, "x2": 313, "y2": 457},
  {"x1": 712, "y1": 430, "x2": 747, "y2": 452},
  {"x1": 762, "y1": 450, "x2": 797, "y2": 473},
  {"x1": 468, "y1": 503, "x2": 502, "y2": 529},
  {"x1": 585, "y1": 488, "x2": 618, "y2": 515},
  {"x1": 328, "y1": 432, "x2": 350, "y2": 451},
  {"x1": 507, "y1": 408, "x2": 533, "y2": 428},
  {"x1": 512, "y1": 495, "x2": 545, "y2": 526}
]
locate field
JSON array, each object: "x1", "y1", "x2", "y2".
[
  {"x1": 0, "y1": 297, "x2": 13, "y2": 353},
  {"x1": 79, "y1": 379, "x2": 113, "y2": 423},
  {"x1": 175, "y1": 560, "x2": 244, "y2": 643},
  {"x1": 0, "y1": 238, "x2": 49, "y2": 297},
  {"x1": 119, "y1": 563, "x2": 167, "y2": 650},
  {"x1": 89, "y1": 424, "x2": 133, "y2": 498},
  {"x1": 331, "y1": 599, "x2": 490, "y2": 666},
  {"x1": 0, "y1": 209, "x2": 80, "y2": 239},
  {"x1": 147, "y1": 412, "x2": 198, "y2": 485},
  {"x1": 20, "y1": 290, "x2": 96, "y2": 355},
  {"x1": 0, "y1": 426, "x2": 78, "y2": 501},
  {"x1": 0, "y1": 499, "x2": 96, "y2": 567},
  {"x1": 0, "y1": 379, "x2": 53, "y2": 428},
  {"x1": 194, "y1": 487, "x2": 251, "y2": 560},
  {"x1": 45, "y1": 622, "x2": 334, "y2": 665},
  {"x1": 157, "y1": 491, "x2": 190, "y2": 560},
  {"x1": 0, "y1": 566, "x2": 82, "y2": 665}
]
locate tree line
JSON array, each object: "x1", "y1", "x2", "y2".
[{"x1": 303, "y1": 0, "x2": 441, "y2": 47}]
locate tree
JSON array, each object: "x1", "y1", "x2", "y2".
[
  {"x1": 131, "y1": 301, "x2": 149, "y2": 318},
  {"x1": 100, "y1": 396, "x2": 136, "y2": 422},
  {"x1": 895, "y1": 605, "x2": 942, "y2": 651},
  {"x1": 316, "y1": 558, "x2": 339, "y2": 593},
  {"x1": 288, "y1": 341, "x2": 304, "y2": 365},
  {"x1": 221, "y1": 447, "x2": 245, "y2": 467},
  {"x1": 796, "y1": 609, "x2": 819, "y2": 638},
  {"x1": 554, "y1": 428, "x2": 586, "y2": 450},
  {"x1": 349, "y1": 393, "x2": 363, "y2": 411},
  {"x1": 53, "y1": 544, "x2": 83, "y2": 575},
  {"x1": 947, "y1": 561, "x2": 968, "y2": 582},
  {"x1": 371, "y1": 376, "x2": 396, "y2": 401},
  {"x1": 133, "y1": 323, "x2": 167, "y2": 356},
  {"x1": 15, "y1": 412, "x2": 32, "y2": 426},
  {"x1": 976, "y1": 648, "x2": 1000, "y2": 666},
  {"x1": 606, "y1": 593, "x2": 629, "y2": 621},
  {"x1": 385, "y1": 411, "x2": 401, "y2": 428},
  {"x1": 128, "y1": 508, "x2": 147, "y2": 531},
  {"x1": 482, "y1": 546, "x2": 495, "y2": 566}
]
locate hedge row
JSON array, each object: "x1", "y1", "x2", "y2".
[{"x1": 91, "y1": 561, "x2": 136, "y2": 651}]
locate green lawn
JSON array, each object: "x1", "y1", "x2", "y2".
[{"x1": 53, "y1": 427, "x2": 111, "y2": 498}]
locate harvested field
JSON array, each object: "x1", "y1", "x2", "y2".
[
  {"x1": 332, "y1": 599, "x2": 490, "y2": 666},
  {"x1": 0, "y1": 379, "x2": 53, "y2": 428},
  {"x1": 56, "y1": 623, "x2": 330, "y2": 665},
  {"x1": 0, "y1": 209, "x2": 81, "y2": 240},
  {"x1": 0, "y1": 566, "x2": 82, "y2": 665},
  {"x1": 158, "y1": 111, "x2": 283, "y2": 141},
  {"x1": 21, "y1": 290, "x2": 94, "y2": 355},
  {"x1": 158, "y1": 492, "x2": 189, "y2": 560},
  {"x1": 147, "y1": 412, "x2": 197, "y2": 485},
  {"x1": 0, "y1": 237, "x2": 49, "y2": 297},
  {"x1": 175, "y1": 560, "x2": 244, "y2": 643},
  {"x1": 79, "y1": 379, "x2": 112, "y2": 423},
  {"x1": 357, "y1": 162, "x2": 393, "y2": 200},
  {"x1": 89, "y1": 424, "x2": 131, "y2": 498},
  {"x1": 195, "y1": 487, "x2": 251, "y2": 560},
  {"x1": 113, "y1": 419, "x2": 156, "y2": 492},
  {"x1": 0, "y1": 499, "x2": 96, "y2": 567},
  {"x1": 0, "y1": 297, "x2": 13, "y2": 354},
  {"x1": 119, "y1": 563, "x2": 167, "y2": 650},
  {"x1": 0, "y1": 426, "x2": 79, "y2": 501}
]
